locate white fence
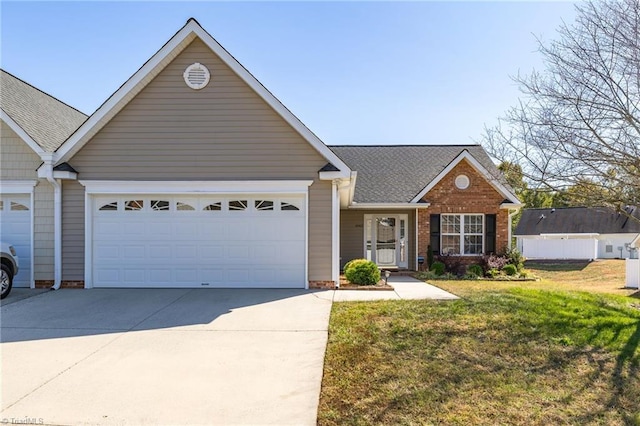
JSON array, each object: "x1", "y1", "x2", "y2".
[
  {"x1": 626, "y1": 259, "x2": 640, "y2": 289},
  {"x1": 521, "y1": 237, "x2": 598, "y2": 260}
]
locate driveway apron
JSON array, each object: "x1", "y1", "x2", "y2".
[{"x1": 0, "y1": 288, "x2": 332, "y2": 425}]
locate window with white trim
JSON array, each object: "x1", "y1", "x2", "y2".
[{"x1": 441, "y1": 214, "x2": 484, "y2": 255}]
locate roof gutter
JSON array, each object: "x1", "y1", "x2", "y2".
[{"x1": 348, "y1": 202, "x2": 431, "y2": 210}]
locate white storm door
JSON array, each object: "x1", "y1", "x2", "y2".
[{"x1": 364, "y1": 214, "x2": 408, "y2": 269}]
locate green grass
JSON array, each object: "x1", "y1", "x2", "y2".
[{"x1": 318, "y1": 262, "x2": 640, "y2": 425}]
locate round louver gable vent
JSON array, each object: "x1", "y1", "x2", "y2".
[
  {"x1": 183, "y1": 63, "x2": 210, "y2": 90},
  {"x1": 455, "y1": 174, "x2": 470, "y2": 190}
]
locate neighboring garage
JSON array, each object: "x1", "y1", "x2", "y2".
[
  {"x1": 0, "y1": 194, "x2": 31, "y2": 287},
  {"x1": 89, "y1": 193, "x2": 307, "y2": 288}
]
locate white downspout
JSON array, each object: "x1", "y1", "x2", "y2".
[
  {"x1": 41, "y1": 156, "x2": 62, "y2": 290},
  {"x1": 332, "y1": 180, "x2": 340, "y2": 289},
  {"x1": 508, "y1": 209, "x2": 517, "y2": 250}
]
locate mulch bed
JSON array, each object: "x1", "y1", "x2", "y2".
[{"x1": 338, "y1": 275, "x2": 394, "y2": 291}]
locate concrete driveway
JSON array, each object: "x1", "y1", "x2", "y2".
[{"x1": 0, "y1": 288, "x2": 332, "y2": 425}]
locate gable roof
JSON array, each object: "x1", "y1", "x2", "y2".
[
  {"x1": 54, "y1": 18, "x2": 350, "y2": 177},
  {"x1": 330, "y1": 144, "x2": 518, "y2": 204},
  {"x1": 515, "y1": 206, "x2": 640, "y2": 236},
  {"x1": 0, "y1": 69, "x2": 87, "y2": 153}
]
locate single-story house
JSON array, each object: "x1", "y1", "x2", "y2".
[
  {"x1": 0, "y1": 18, "x2": 521, "y2": 290},
  {"x1": 515, "y1": 206, "x2": 640, "y2": 260}
]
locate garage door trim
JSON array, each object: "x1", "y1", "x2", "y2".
[{"x1": 81, "y1": 180, "x2": 313, "y2": 289}]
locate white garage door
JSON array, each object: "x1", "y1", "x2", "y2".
[
  {"x1": 0, "y1": 194, "x2": 31, "y2": 287},
  {"x1": 92, "y1": 195, "x2": 306, "y2": 288}
]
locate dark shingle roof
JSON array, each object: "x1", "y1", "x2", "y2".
[
  {"x1": 330, "y1": 145, "x2": 506, "y2": 203},
  {"x1": 1, "y1": 69, "x2": 87, "y2": 152},
  {"x1": 515, "y1": 206, "x2": 640, "y2": 235}
]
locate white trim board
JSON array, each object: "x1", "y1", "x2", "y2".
[
  {"x1": 0, "y1": 180, "x2": 38, "y2": 194},
  {"x1": 79, "y1": 180, "x2": 314, "y2": 194},
  {"x1": 55, "y1": 19, "x2": 351, "y2": 178}
]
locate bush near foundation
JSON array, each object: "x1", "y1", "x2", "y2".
[{"x1": 344, "y1": 259, "x2": 381, "y2": 285}]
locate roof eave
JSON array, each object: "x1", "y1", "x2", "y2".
[
  {"x1": 1, "y1": 109, "x2": 46, "y2": 156},
  {"x1": 348, "y1": 202, "x2": 431, "y2": 210}
]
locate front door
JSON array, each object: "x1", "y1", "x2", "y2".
[{"x1": 364, "y1": 214, "x2": 408, "y2": 268}]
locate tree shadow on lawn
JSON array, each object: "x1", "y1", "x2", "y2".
[{"x1": 526, "y1": 260, "x2": 592, "y2": 272}]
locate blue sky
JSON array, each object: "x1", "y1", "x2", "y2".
[{"x1": 1, "y1": 1, "x2": 578, "y2": 145}]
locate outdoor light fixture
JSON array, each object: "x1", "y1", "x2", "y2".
[{"x1": 384, "y1": 270, "x2": 391, "y2": 285}]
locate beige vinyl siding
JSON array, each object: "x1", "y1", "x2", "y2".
[
  {"x1": 340, "y1": 209, "x2": 416, "y2": 270},
  {"x1": 65, "y1": 38, "x2": 335, "y2": 282},
  {"x1": 0, "y1": 121, "x2": 41, "y2": 179},
  {"x1": 308, "y1": 180, "x2": 332, "y2": 281},
  {"x1": 69, "y1": 39, "x2": 327, "y2": 180},
  {"x1": 61, "y1": 180, "x2": 84, "y2": 281},
  {"x1": 33, "y1": 182, "x2": 54, "y2": 280}
]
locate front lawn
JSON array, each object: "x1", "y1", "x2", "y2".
[{"x1": 318, "y1": 260, "x2": 640, "y2": 425}]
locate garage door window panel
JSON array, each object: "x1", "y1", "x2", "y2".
[
  {"x1": 281, "y1": 201, "x2": 300, "y2": 211},
  {"x1": 229, "y1": 200, "x2": 248, "y2": 211},
  {"x1": 99, "y1": 201, "x2": 118, "y2": 211},
  {"x1": 125, "y1": 200, "x2": 144, "y2": 211},
  {"x1": 176, "y1": 202, "x2": 195, "y2": 211},
  {"x1": 255, "y1": 200, "x2": 274, "y2": 211},
  {"x1": 203, "y1": 202, "x2": 222, "y2": 211},
  {"x1": 10, "y1": 202, "x2": 29, "y2": 211},
  {"x1": 151, "y1": 200, "x2": 170, "y2": 211}
]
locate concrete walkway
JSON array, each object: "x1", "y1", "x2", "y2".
[{"x1": 322, "y1": 275, "x2": 459, "y2": 302}]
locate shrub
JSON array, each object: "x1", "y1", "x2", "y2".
[
  {"x1": 505, "y1": 246, "x2": 525, "y2": 271},
  {"x1": 343, "y1": 259, "x2": 355, "y2": 273},
  {"x1": 482, "y1": 254, "x2": 510, "y2": 271},
  {"x1": 426, "y1": 245, "x2": 434, "y2": 270},
  {"x1": 486, "y1": 268, "x2": 500, "y2": 278},
  {"x1": 437, "y1": 255, "x2": 464, "y2": 276},
  {"x1": 503, "y1": 264, "x2": 517, "y2": 276},
  {"x1": 430, "y1": 261, "x2": 446, "y2": 276},
  {"x1": 467, "y1": 264, "x2": 484, "y2": 278},
  {"x1": 344, "y1": 259, "x2": 380, "y2": 285}
]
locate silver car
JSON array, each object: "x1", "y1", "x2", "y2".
[{"x1": 1, "y1": 242, "x2": 20, "y2": 299}]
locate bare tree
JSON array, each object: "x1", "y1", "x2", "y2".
[{"x1": 482, "y1": 0, "x2": 640, "y2": 220}]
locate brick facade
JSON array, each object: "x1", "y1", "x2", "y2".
[
  {"x1": 308, "y1": 280, "x2": 337, "y2": 289},
  {"x1": 35, "y1": 280, "x2": 85, "y2": 289},
  {"x1": 417, "y1": 159, "x2": 510, "y2": 268}
]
